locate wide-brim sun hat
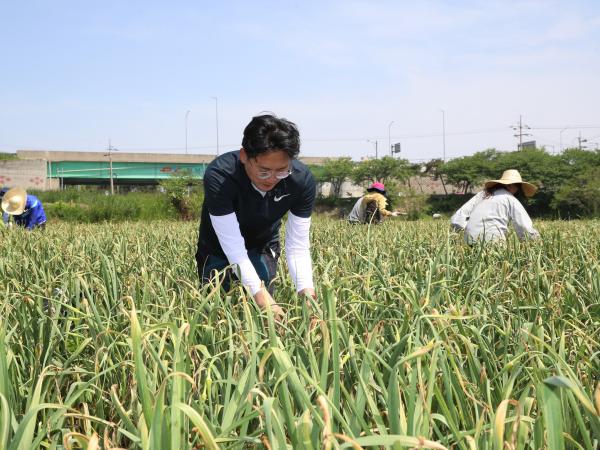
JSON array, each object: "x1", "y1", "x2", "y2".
[
  {"x1": 367, "y1": 182, "x2": 386, "y2": 195},
  {"x1": 1, "y1": 187, "x2": 28, "y2": 215},
  {"x1": 484, "y1": 169, "x2": 538, "y2": 197}
]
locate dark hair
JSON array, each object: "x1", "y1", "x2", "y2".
[
  {"x1": 367, "y1": 187, "x2": 386, "y2": 196},
  {"x1": 484, "y1": 183, "x2": 521, "y2": 198},
  {"x1": 242, "y1": 114, "x2": 300, "y2": 159}
]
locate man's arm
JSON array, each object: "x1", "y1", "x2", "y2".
[
  {"x1": 288, "y1": 167, "x2": 316, "y2": 297},
  {"x1": 285, "y1": 213, "x2": 314, "y2": 294},
  {"x1": 209, "y1": 212, "x2": 264, "y2": 295},
  {"x1": 209, "y1": 213, "x2": 281, "y2": 312},
  {"x1": 203, "y1": 167, "x2": 277, "y2": 309}
]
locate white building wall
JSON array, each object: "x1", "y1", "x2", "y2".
[
  {"x1": 317, "y1": 176, "x2": 450, "y2": 197},
  {"x1": 0, "y1": 159, "x2": 57, "y2": 191}
]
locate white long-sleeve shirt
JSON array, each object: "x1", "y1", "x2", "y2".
[
  {"x1": 451, "y1": 189, "x2": 539, "y2": 243},
  {"x1": 209, "y1": 212, "x2": 313, "y2": 295}
]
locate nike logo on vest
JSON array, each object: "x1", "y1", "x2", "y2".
[{"x1": 274, "y1": 194, "x2": 290, "y2": 202}]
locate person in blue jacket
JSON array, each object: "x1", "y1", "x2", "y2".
[
  {"x1": 1, "y1": 187, "x2": 47, "y2": 230},
  {"x1": 0, "y1": 188, "x2": 9, "y2": 225}
]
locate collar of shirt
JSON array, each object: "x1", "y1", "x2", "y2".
[
  {"x1": 493, "y1": 188, "x2": 512, "y2": 196},
  {"x1": 251, "y1": 183, "x2": 267, "y2": 197}
]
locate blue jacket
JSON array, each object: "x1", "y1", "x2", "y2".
[{"x1": 2, "y1": 195, "x2": 47, "y2": 230}]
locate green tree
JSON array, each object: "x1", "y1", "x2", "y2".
[
  {"x1": 441, "y1": 149, "x2": 500, "y2": 193},
  {"x1": 559, "y1": 148, "x2": 600, "y2": 178},
  {"x1": 495, "y1": 148, "x2": 562, "y2": 192},
  {"x1": 317, "y1": 157, "x2": 355, "y2": 197},
  {"x1": 352, "y1": 156, "x2": 413, "y2": 186},
  {"x1": 423, "y1": 158, "x2": 448, "y2": 194},
  {"x1": 553, "y1": 166, "x2": 600, "y2": 217},
  {"x1": 158, "y1": 169, "x2": 202, "y2": 220}
]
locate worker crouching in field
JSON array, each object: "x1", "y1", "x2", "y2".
[
  {"x1": 1, "y1": 187, "x2": 47, "y2": 230},
  {"x1": 348, "y1": 182, "x2": 398, "y2": 224},
  {"x1": 0, "y1": 187, "x2": 7, "y2": 225},
  {"x1": 450, "y1": 170, "x2": 539, "y2": 243},
  {"x1": 195, "y1": 114, "x2": 316, "y2": 319}
]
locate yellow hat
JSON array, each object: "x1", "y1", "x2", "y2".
[
  {"x1": 1, "y1": 187, "x2": 28, "y2": 215},
  {"x1": 484, "y1": 169, "x2": 538, "y2": 197}
]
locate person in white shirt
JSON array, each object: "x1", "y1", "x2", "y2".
[{"x1": 450, "y1": 169, "x2": 540, "y2": 243}]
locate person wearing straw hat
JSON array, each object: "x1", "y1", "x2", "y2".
[
  {"x1": 348, "y1": 182, "x2": 399, "y2": 224},
  {"x1": 1, "y1": 187, "x2": 47, "y2": 230},
  {"x1": 450, "y1": 169, "x2": 539, "y2": 243}
]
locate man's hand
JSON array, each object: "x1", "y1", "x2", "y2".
[
  {"x1": 298, "y1": 287, "x2": 316, "y2": 300},
  {"x1": 268, "y1": 302, "x2": 285, "y2": 322},
  {"x1": 299, "y1": 287, "x2": 318, "y2": 313},
  {"x1": 254, "y1": 288, "x2": 285, "y2": 322}
]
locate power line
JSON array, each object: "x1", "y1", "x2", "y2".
[
  {"x1": 9, "y1": 123, "x2": 600, "y2": 156},
  {"x1": 303, "y1": 127, "x2": 508, "y2": 143},
  {"x1": 529, "y1": 125, "x2": 600, "y2": 130}
]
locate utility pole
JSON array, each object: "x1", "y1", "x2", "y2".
[
  {"x1": 185, "y1": 110, "x2": 190, "y2": 154},
  {"x1": 367, "y1": 139, "x2": 378, "y2": 159},
  {"x1": 211, "y1": 97, "x2": 220, "y2": 156},
  {"x1": 441, "y1": 109, "x2": 446, "y2": 161},
  {"x1": 388, "y1": 121, "x2": 395, "y2": 157},
  {"x1": 105, "y1": 140, "x2": 117, "y2": 195},
  {"x1": 559, "y1": 127, "x2": 569, "y2": 153},
  {"x1": 511, "y1": 115, "x2": 531, "y2": 149},
  {"x1": 578, "y1": 132, "x2": 588, "y2": 150}
]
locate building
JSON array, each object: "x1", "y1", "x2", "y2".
[
  {"x1": 1, "y1": 150, "x2": 449, "y2": 195},
  {"x1": 11, "y1": 150, "x2": 215, "y2": 190},
  {"x1": 0, "y1": 150, "x2": 333, "y2": 191}
]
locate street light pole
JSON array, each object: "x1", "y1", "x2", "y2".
[
  {"x1": 211, "y1": 97, "x2": 220, "y2": 156},
  {"x1": 559, "y1": 127, "x2": 569, "y2": 153},
  {"x1": 388, "y1": 121, "x2": 395, "y2": 157},
  {"x1": 441, "y1": 109, "x2": 446, "y2": 161},
  {"x1": 185, "y1": 110, "x2": 190, "y2": 155}
]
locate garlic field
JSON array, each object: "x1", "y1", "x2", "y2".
[{"x1": 1, "y1": 219, "x2": 599, "y2": 449}]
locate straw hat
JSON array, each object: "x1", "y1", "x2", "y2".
[
  {"x1": 484, "y1": 170, "x2": 537, "y2": 197},
  {"x1": 1, "y1": 187, "x2": 28, "y2": 215}
]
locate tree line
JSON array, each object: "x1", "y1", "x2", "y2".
[{"x1": 313, "y1": 147, "x2": 600, "y2": 218}]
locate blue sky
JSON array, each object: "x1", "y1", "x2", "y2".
[{"x1": 1, "y1": 0, "x2": 599, "y2": 161}]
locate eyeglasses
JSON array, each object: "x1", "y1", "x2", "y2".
[{"x1": 248, "y1": 158, "x2": 293, "y2": 180}]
